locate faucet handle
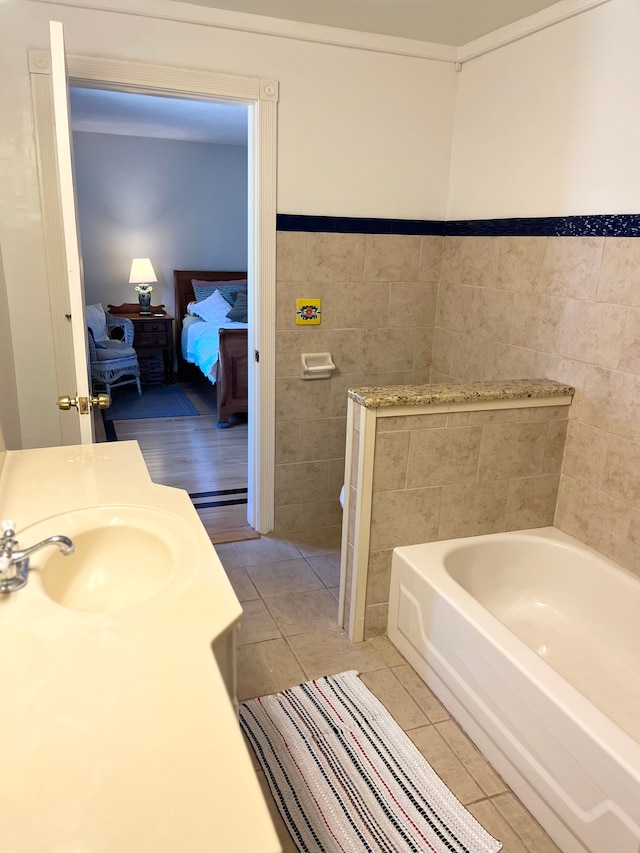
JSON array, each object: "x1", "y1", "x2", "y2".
[{"x1": 2, "y1": 520, "x2": 16, "y2": 533}]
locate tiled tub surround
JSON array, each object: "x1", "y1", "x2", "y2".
[
  {"x1": 433, "y1": 235, "x2": 640, "y2": 579},
  {"x1": 340, "y1": 379, "x2": 573, "y2": 641},
  {"x1": 274, "y1": 230, "x2": 442, "y2": 533}
]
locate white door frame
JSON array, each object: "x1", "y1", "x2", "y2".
[{"x1": 29, "y1": 48, "x2": 278, "y2": 534}]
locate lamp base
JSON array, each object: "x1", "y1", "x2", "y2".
[{"x1": 137, "y1": 287, "x2": 153, "y2": 314}]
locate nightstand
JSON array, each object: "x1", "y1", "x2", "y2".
[{"x1": 108, "y1": 310, "x2": 174, "y2": 385}]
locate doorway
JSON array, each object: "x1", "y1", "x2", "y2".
[
  {"x1": 70, "y1": 87, "x2": 254, "y2": 542},
  {"x1": 30, "y1": 47, "x2": 277, "y2": 533}
]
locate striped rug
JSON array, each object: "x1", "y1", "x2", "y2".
[{"x1": 239, "y1": 670, "x2": 502, "y2": 853}]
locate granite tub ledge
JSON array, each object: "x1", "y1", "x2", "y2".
[{"x1": 347, "y1": 378, "x2": 575, "y2": 409}]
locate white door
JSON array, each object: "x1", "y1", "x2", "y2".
[{"x1": 49, "y1": 20, "x2": 93, "y2": 445}]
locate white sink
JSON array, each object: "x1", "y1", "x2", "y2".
[{"x1": 24, "y1": 505, "x2": 197, "y2": 613}]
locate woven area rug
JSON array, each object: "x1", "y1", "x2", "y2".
[
  {"x1": 104, "y1": 385, "x2": 200, "y2": 421},
  {"x1": 240, "y1": 670, "x2": 502, "y2": 853}
]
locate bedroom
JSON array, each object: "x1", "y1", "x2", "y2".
[{"x1": 72, "y1": 87, "x2": 254, "y2": 541}]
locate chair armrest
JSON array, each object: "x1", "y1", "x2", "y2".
[{"x1": 106, "y1": 314, "x2": 134, "y2": 346}]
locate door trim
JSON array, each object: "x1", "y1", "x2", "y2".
[{"x1": 29, "y1": 48, "x2": 277, "y2": 534}]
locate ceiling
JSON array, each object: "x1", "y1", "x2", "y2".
[
  {"x1": 170, "y1": 0, "x2": 563, "y2": 46},
  {"x1": 70, "y1": 1, "x2": 564, "y2": 144}
]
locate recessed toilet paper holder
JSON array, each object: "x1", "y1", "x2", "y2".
[{"x1": 300, "y1": 352, "x2": 336, "y2": 380}]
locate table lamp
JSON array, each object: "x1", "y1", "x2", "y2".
[{"x1": 129, "y1": 258, "x2": 157, "y2": 314}]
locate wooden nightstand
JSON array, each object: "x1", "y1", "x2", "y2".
[{"x1": 108, "y1": 310, "x2": 174, "y2": 384}]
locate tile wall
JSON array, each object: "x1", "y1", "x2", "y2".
[
  {"x1": 274, "y1": 231, "x2": 442, "y2": 532},
  {"x1": 356, "y1": 402, "x2": 569, "y2": 638},
  {"x1": 433, "y1": 236, "x2": 640, "y2": 577}
]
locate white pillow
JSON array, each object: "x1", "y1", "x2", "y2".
[
  {"x1": 190, "y1": 289, "x2": 234, "y2": 325},
  {"x1": 86, "y1": 303, "x2": 108, "y2": 341}
]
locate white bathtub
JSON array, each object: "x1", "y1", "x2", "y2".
[{"x1": 387, "y1": 527, "x2": 640, "y2": 853}]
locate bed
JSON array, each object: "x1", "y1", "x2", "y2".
[{"x1": 174, "y1": 269, "x2": 248, "y2": 428}]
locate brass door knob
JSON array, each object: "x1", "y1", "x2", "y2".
[{"x1": 57, "y1": 394, "x2": 111, "y2": 412}]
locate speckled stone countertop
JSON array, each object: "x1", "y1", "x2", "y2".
[{"x1": 347, "y1": 378, "x2": 575, "y2": 409}]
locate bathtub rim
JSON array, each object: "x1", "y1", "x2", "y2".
[{"x1": 391, "y1": 525, "x2": 640, "y2": 783}]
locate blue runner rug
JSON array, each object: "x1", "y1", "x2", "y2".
[{"x1": 104, "y1": 385, "x2": 200, "y2": 421}]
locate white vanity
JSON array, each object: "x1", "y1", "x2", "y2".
[{"x1": 0, "y1": 436, "x2": 280, "y2": 853}]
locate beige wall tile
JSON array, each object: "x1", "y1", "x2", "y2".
[
  {"x1": 581, "y1": 365, "x2": 640, "y2": 444},
  {"x1": 276, "y1": 231, "x2": 306, "y2": 281},
  {"x1": 528, "y1": 351, "x2": 587, "y2": 393},
  {"x1": 497, "y1": 236, "x2": 547, "y2": 291},
  {"x1": 306, "y1": 232, "x2": 366, "y2": 281},
  {"x1": 363, "y1": 603, "x2": 389, "y2": 639},
  {"x1": 406, "y1": 426, "x2": 481, "y2": 488},
  {"x1": 276, "y1": 377, "x2": 331, "y2": 421},
  {"x1": 539, "y1": 236, "x2": 604, "y2": 299},
  {"x1": 413, "y1": 327, "x2": 434, "y2": 371},
  {"x1": 475, "y1": 287, "x2": 513, "y2": 341},
  {"x1": 439, "y1": 481, "x2": 509, "y2": 539},
  {"x1": 459, "y1": 236, "x2": 501, "y2": 288},
  {"x1": 333, "y1": 281, "x2": 390, "y2": 329},
  {"x1": 298, "y1": 498, "x2": 343, "y2": 529},
  {"x1": 364, "y1": 234, "x2": 420, "y2": 281},
  {"x1": 483, "y1": 340, "x2": 534, "y2": 381},
  {"x1": 516, "y1": 405, "x2": 569, "y2": 422},
  {"x1": 506, "y1": 473, "x2": 560, "y2": 529},
  {"x1": 302, "y1": 417, "x2": 346, "y2": 462},
  {"x1": 362, "y1": 328, "x2": 416, "y2": 372},
  {"x1": 275, "y1": 419, "x2": 303, "y2": 465},
  {"x1": 364, "y1": 549, "x2": 393, "y2": 605},
  {"x1": 377, "y1": 412, "x2": 447, "y2": 431},
  {"x1": 388, "y1": 281, "x2": 438, "y2": 327},
  {"x1": 350, "y1": 423, "x2": 360, "y2": 484},
  {"x1": 543, "y1": 418, "x2": 569, "y2": 472},
  {"x1": 330, "y1": 372, "x2": 383, "y2": 417},
  {"x1": 620, "y1": 509, "x2": 640, "y2": 578},
  {"x1": 450, "y1": 332, "x2": 489, "y2": 380},
  {"x1": 447, "y1": 409, "x2": 517, "y2": 426},
  {"x1": 273, "y1": 504, "x2": 302, "y2": 532},
  {"x1": 383, "y1": 368, "x2": 430, "y2": 385},
  {"x1": 327, "y1": 458, "x2": 345, "y2": 500},
  {"x1": 601, "y1": 434, "x2": 640, "y2": 510},
  {"x1": 597, "y1": 237, "x2": 640, "y2": 306},
  {"x1": 509, "y1": 292, "x2": 563, "y2": 352},
  {"x1": 437, "y1": 283, "x2": 475, "y2": 333},
  {"x1": 555, "y1": 475, "x2": 632, "y2": 568},
  {"x1": 558, "y1": 299, "x2": 626, "y2": 367},
  {"x1": 431, "y1": 326, "x2": 454, "y2": 375},
  {"x1": 372, "y1": 431, "x2": 409, "y2": 492},
  {"x1": 617, "y1": 307, "x2": 640, "y2": 376},
  {"x1": 275, "y1": 460, "x2": 330, "y2": 505},
  {"x1": 440, "y1": 236, "x2": 463, "y2": 282},
  {"x1": 369, "y1": 487, "x2": 441, "y2": 551},
  {"x1": 419, "y1": 235, "x2": 443, "y2": 281},
  {"x1": 478, "y1": 421, "x2": 548, "y2": 480},
  {"x1": 561, "y1": 419, "x2": 608, "y2": 488}
]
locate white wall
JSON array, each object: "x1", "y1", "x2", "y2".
[
  {"x1": 0, "y1": 244, "x2": 21, "y2": 450},
  {"x1": 0, "y1": 0, "x2": 457, "y2": 448},
  {"x1": 447, "y1": 0, "x2": 640, "y2": 219},
  {"x1": 74, "y1": 133, "x2": 248, "y2": 313}
]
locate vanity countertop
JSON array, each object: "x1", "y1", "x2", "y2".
[
  {"x1": 347, "y1": 378, "x2": 575, "y2": 409},
  {"x1": 0, "y1": 440, "x2": 280, "y2": 853}
]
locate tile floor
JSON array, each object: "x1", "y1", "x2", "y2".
[{"x1": 214, "y1": 527, "x2": 561, "y2": 853}]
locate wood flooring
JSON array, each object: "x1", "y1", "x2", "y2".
[{"x1": 106, "y1": 378, "x2": 258, "y2": 543}]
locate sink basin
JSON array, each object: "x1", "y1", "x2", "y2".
[{"x1": 24, "y1": 506, "x2": 197, "y2": 612}]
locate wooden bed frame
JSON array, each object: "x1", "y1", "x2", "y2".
[{"x1": 173, "y1": 269, "x2": 248, "y2": 428}]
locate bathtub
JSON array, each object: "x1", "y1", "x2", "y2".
[{"x1": 387, "y1": 527, "x2": 640, "y2": 853}]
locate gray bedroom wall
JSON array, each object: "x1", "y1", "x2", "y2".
[{"x1": 73, "y1": 132, "x2": 248, "y2": 316}]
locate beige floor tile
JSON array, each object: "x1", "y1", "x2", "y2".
[
  {"x1": 287, "y1": 628, "x2": 389, "y2": 680},
  {"x1": 435, "y1": 719, "x2": 507, "y2": 797},
  {"x1": 224, "y1": 566, "x2": 260, "y2": 602},
  {"x1": 391, "y1": 664, "x2": 450, "y2": 723},
  {"x1": 237, "y1": 599, "x2": 282, "y2": 646},
  {"x1": 236, "y1": 638, "x2": 306, "y2": 701},
  {"x1": 366, "y1": 635, "x2": 407, "y2": 667},
  {"x1": 280, "y1": 525, "x2": 342, "y2": 556},
  {"x1": 359, "y1": 668, "x2": 430, "y2": 731},
  {"x1": 306, "y1": 552, "x2": 340, "y2": 587},
  {"x1": 233, "y1": 536, "x2": 303, "y2": 566},
  {"x1": 466, "y1": 799, "x2": 527, "y2": 853},
  {"x1": 407, "y1": 725, "x2": 485, "y2": 805},
  {"x1": 246, "y1": 558, "x2": 326, "y2": 598},
  {"x1": 265, "y1": 588, "x2": 339, "y2": 636},
  {"x1": 328, "y1": 586, "x2": 339, "y2": 601},
  {"x1": 212, "y1": 541, "x2": 243, "y2": 569},
  {"x1": 492, "y1": 792, "x2": 562, "y2": 852},
  {"x1": 254, "y1": 770, "x2": 299, "y2": 853}
]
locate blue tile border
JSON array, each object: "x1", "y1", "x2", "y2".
[{"x1": 276, "y1": 213, "x2": 640, "y2": 237}]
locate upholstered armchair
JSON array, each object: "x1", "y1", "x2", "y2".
[{"x1": 86, "y1": 305, "x2": 142, "y2": 398}]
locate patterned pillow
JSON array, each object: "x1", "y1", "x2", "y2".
[{"x1": 191, "y1": 279, "x2": 247, "y2": 306}]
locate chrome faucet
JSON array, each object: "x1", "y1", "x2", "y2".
[{"x1": 0, "y1": 519, "x2": 74, "y2": 594}]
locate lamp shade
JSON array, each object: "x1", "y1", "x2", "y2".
[{"x1": 128, "y1": 258, "x2": 157, "y2": 284}]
